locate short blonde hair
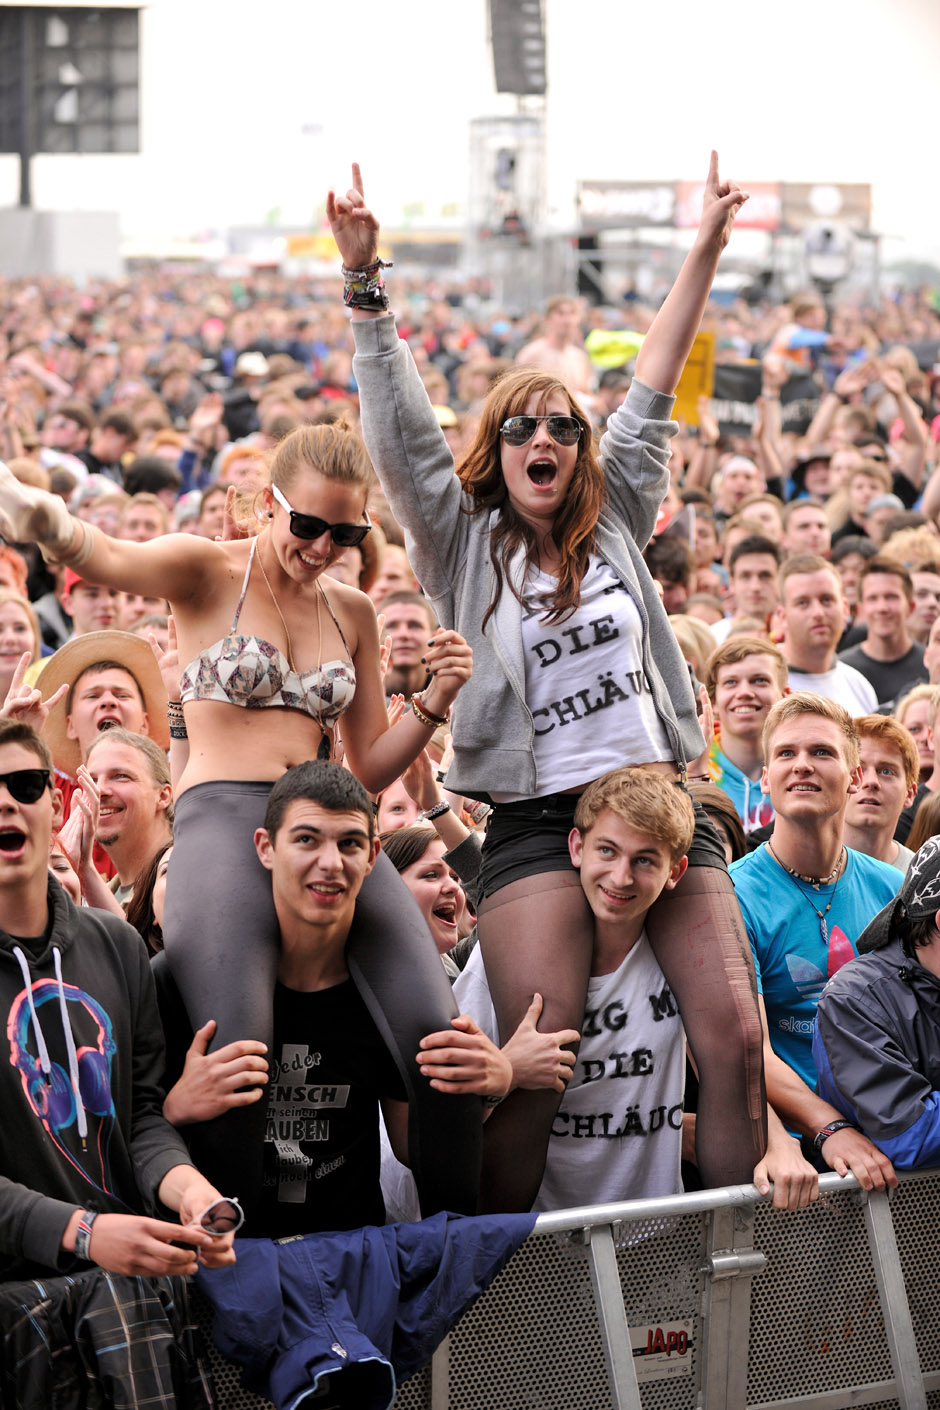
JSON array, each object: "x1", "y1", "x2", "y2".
[
  {"x1": 850, "y1": 459, "x2": 892, "y2": 495},
  {"x1": 121, "y1": 492, "x2": 169, "y2": 532},
  {"x1": 880, "y1": 525, "x2": 940, "y2": 573},
  {"x1": 573, "y1": 767, "x2": 694, "y2": 865},
  {"x1": 761, "y1": 693, "x2": 860, "y2": 771},
  {"x1": 896, "y1": 682, "x2": 935, "y2": 728}
]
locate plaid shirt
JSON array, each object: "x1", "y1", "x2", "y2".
[{"x1": 0, "y1": 1266, "x2": 215, "y2": 1409}]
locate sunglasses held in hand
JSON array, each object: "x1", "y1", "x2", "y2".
[{"x1": 196, "y1": 1196, "x2": 245, "y2": 1238}]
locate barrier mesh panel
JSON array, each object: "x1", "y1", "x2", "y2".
[
  {"x1": 889, "y1": 1171, "x2": 940, "y2": 1384},
  {"x1": 749, "y1": 1186, "x2": 892, "y2": 1403},
  {"x1": 192, "y1": 1173, "x2": 939, "y2": 1408},
  {"x1": 442, "y1": 1213, "x2": 704, "y2": 1409}
]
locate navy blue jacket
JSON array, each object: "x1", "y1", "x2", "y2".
[
  {"x1": 813, "y1": 938, "x2": 940, "y2": 1168},
  {"x1": 197, "y1": 1211, "x2": 535, "y2": 1410}
]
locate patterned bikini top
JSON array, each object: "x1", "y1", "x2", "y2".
[{"x1": 179, "y1": 540, "x2": 356, "y2": 724}]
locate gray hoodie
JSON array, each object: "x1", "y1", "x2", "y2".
[{"x1": 353, "y1": 315, "x2": 703, "y2": 798}]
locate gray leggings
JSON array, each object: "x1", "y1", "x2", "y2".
[{"x1": 163, "y1": 780, "x2": 481, "y2": 1218}]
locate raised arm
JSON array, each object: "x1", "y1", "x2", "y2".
[
  {"x1": 634, "y1": 152, "x2": 748, "y2": 395},
  {"x1": 327, "y1": 161, "x2": 384, "y2": 325},
  {"x1": 328, "y1": 165, "x2": 469, "y2": 602},
  {"x1": 880, "y1": 364, "x2": 929, "y2": 493},
  {"x1": 0, "y1": 462, "x2": 216, "y2": 601}
]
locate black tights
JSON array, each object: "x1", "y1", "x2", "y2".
[
  {"x1": 477, "y1": 870, "x2": 592, "y2": 1214},
  {"x1": 476, "y1": 864, "x2": 766, "y2": 1212},
  {"x1": 644, "y1": 866, "x2": 766, "y2": 1187}
]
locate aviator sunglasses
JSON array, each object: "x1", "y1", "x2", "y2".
[
  {"x1": 0, "y1": 769, "x2": 51, "y2": 804},
  {"x1": 499, "y1": 414, "x2": 583, "y2": 448},
  {"x1": 270, "y1": 484, "x2": 372, "y2": 547}
]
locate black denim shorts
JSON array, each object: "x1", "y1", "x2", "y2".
[{"x1": 478, "y1": 783, "x2": 728, "y2": 899}]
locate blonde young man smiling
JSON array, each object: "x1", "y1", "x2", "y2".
[
  {"x1": 452, "y1": 769, "x2": 692, "y2": 1211},
  {"x1": 730, "y1": 695, "x2": 901, "y2": 1191}
]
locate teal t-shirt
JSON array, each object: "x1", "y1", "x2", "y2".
[{"x1": 730, "y1": 844, "x2": 901, "y2": 1089}]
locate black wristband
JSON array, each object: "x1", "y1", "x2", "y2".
[
  {"x1": 419, "y1": 799, "x2": 451, "y2": 822},
  {"x1": 813, "y1": 1119, "x2": 858, "y2": 1156}
]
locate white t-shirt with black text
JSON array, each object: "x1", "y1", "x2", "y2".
[{"x1": 454, "y1": 932, "x2": 685, "y2": 1211}]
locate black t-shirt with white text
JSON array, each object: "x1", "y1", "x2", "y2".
[{"x1": 259, "y1": 979, "x2": 406, "y2": 1237}]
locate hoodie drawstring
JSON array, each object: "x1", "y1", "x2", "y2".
[
  {"x1": 12, "y1": 946, "x2": 50, "y2": 1074},
  {"x1": 53, "y1": 946, "x2": 87, "y2": 1141}
]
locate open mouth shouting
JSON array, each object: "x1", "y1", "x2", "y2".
[
  {"x1": 527, "y1": 460, "x2": 558, "y2": 490},
  {"x1": 0, "y1": 827, "x2": 27, "y2": 858},
  {"x1": 432, "y1": 899, "x2": 457, "y2": 930}
]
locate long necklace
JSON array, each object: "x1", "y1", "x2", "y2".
[
  {"x1": 767, "y1": 841, "x2": 846, "y2": 944},
  {"x1": 257, "y1": 537, "x2": 330, "y2": 760},
  {"x1": 257, "y1": 538, "x2": 296, "y2": 670}
]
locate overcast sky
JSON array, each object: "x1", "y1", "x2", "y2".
[{"x1": 1, "y1": 0, "x2": 938, "y2": 263}]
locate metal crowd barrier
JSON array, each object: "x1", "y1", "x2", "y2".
[{"x1": 203, "y1": 1167, "x2": 940, "y2": 1409}]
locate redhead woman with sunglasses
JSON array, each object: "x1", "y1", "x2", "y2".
[
  {"x1": 329, "y1": 154, "x2": 767, "y2": 1210},
  {"x1": 0, "y1": 423, "x2": 481, "y2": 1216}
]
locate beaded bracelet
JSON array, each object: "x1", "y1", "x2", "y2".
[
  {"x1": 410, "y1": 691, "x2": 450, "y2": 729},
  {"x1": 418, "y1": 799, "x2": 450, "y2": 822}
]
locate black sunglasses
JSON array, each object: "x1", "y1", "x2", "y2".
[
  {"x1": 0, "y1": 769, "x2": 51, "y2": 804},
  {"x1": 499, "y1": 414, "x2": 582, "y2": 447},
  {"x1": 271, "y1": 485, "x2": 372, "y2": 547}
]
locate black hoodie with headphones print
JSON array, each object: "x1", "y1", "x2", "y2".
[{"x1": 0, "y1": 877, "x2": 192, "y2": 1280}]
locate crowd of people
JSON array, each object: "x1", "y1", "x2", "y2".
[{"x1": 0, "y1": 152, "x2": 939, "y2": 1402}]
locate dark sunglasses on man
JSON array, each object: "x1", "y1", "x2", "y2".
[{"x1": 0, "y1": 769, "x2": 51, "y2": 804}]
